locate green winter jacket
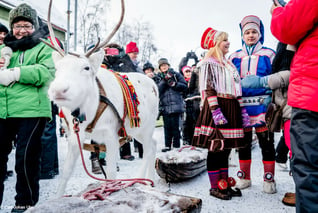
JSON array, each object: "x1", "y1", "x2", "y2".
[{"x1": 0, "y1": 42, "x2": 55, "y2": 119}]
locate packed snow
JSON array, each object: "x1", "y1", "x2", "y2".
[
  {"x1": 1, "y1": 126, "x2": 295, "y2": 213},
  {"x1": 156, "y1": 146, "x2": 208, "y2": 164}
]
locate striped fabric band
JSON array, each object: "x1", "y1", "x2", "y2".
[
  {"x1": 249, "y1": 113, "x2": 266, "y2": 126},
  {"x1": 243, "y1": 123, "x2": 268, "y2": 133},
  {"x1": 238, "y1": 98, "x2": 243, "y2": 107},
  {"x1": 207, "y1": 96, "x2": 218, "y2": 108},
  {"x1": 194, "y1": 126, "x2": 244, "y2": 138}
]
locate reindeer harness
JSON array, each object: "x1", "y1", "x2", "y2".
[{"x1": 65, "y1": 68, "x2": 141, "y2": 152}]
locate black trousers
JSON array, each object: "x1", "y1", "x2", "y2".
[
  {"x1": 238, "y1": 130, "x2": 275, "y2": 161},
  {"x1": 163, "y1": 113, "x2": 181, "y2": 148},
  {"x1": 0, "y1": 117, "x2": 46, "y2": 206},
  {"x1": 207, "y1": 149, "x2": 231, "y2": 171},
  {"x1": 120, "y1": 142, "x2": 132, "y2": 157},
  {"x1": 182, "y1": 101, "x2": 200, "y2": 143},
  {"x1": 275, "y1": 133, "x2": 289, "y2": 163},
  {"x1": 290, "y1": 108, "x2": 318, "y2": 213},
  {"x1": 133, "y1": 139, "x2": 143, "y2": 158}
]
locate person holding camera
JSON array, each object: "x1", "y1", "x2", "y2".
[
  {"x1": 157, "y1": 58, "x2": 187, "y2": 152},
  {"x1": 178, "y1": 51, "x2": 199, "y2": 73}
]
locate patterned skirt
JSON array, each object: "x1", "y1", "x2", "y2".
[{"x1": 192, "y1": 97, "x2": 246, "y2": 150}]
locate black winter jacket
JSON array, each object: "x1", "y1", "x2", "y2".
[
  {"x1": 157, "y1": 68, "x2": 187, "y2": 115},
  {"x1": 117, "y1": 54, "x2": 143, "y2": 73}
]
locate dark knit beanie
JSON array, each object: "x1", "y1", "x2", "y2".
[
  {"x1": 9, "y1": 3, "x2": 39, "y2": 30},
  {"x1": 158, "y1": 58, "x2": 170, "y2": 68},
  {"x1": 0, "y1": 23, "x2": 8, "y2": 33},
  {"x1": 143, "y1": 62, "x2": 154, "y2": 72}
]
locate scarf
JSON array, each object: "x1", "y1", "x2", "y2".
[{"x1": 4, "y1": 24, "x2": 49, "y2": 52}]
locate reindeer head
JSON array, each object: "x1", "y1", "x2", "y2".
[
  {"x1": 48, "y1": 50, "x2": 104, "y2": 111},
  {"x1": 44, "y1": 0, "x2": 124, "y2": 111}
]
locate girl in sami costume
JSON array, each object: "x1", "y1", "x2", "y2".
[
  {"x1": 229, "y1": 15, "x2": 276, "y2": 193},
  {"x1": 192, "y1": 27, "x2": 250, "y2": 200}
]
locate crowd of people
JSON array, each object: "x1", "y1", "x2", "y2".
[{"x1": 0, "y1": 0, "x2": 317, "y2": 212}]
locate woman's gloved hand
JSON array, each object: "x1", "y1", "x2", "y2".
[{"x1": 212, "y1": 108, "x2": 228, "y2": 125}]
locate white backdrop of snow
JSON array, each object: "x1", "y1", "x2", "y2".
[{"x1": 1, "y1": 125, "x2": 296, "y2": 213}]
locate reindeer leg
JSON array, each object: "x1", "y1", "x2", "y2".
[
  {"x1": 137, "y1": 132, "x2": 156, "y2": 181},
  {"x1": 145, "y1": 137, "x2": 157, "y2": 181},
  {"x1": 56, "y1": 134, "x2": 80, "y2": 197},
  {"x1": 104, "y1": 136, "x2": 120, "y2": 179}
]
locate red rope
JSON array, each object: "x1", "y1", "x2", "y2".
[
  {"x1": 72, "y1": 118, "x2": 154, "y2": 191},
  {"x1": 177, "y1": 145, "x2": 197, "y2": 152},
  {"x1": 81, "y1": 179, "x2": 150, "y2": 200}
]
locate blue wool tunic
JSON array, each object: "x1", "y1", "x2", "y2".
[{"x1": 230, "y1": 42, "x2": 275, "y2": 127}]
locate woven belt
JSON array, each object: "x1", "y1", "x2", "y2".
[{"x1": 217, "y1": 93, "x2": 236, "y2": 99}]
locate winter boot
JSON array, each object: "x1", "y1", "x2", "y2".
[
  {"x1": 161, "y1": 147, "x2": 171, "y2": 152},
  {"x1": 91, "y1": 157, "x2": 102, "y2": 174},
  {"x1": 210, "y1": 188, "x2": 231, "y2": 200},
  {"x1": 236, "y1": 170, "x2": 251, "y2": 189},
  {"x1": 235, "y1": 178, "x2": 251, "y2": 189},
  {"x1": 210, "y1": 179, "x2": 231, "y2": 200},
  {"x1": 282, "y1": 192, "x2": 296, "y2": 206},
  {"x1": 235, "y1": 160, "x2": 252, "y2": 189},
  {"x1": 263, "y1": 161, "x2": 276, "y2": 194},
  {"x1": 263, "y1": 172, "x2": 277, "y2": 194},
  {"x1": 227, "y1": 177, "x2": 242, "y2": 197}
]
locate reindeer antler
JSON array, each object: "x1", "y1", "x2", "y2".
[
  {"x1": 85, "y1": 0, "x2": 125, "y2": 58},
  {"x1": 44, "y1": 0, "x2": 124, "y2": 58},
  {"x1": 47, "y1": 0, "x2": 65, "y2": 57}
]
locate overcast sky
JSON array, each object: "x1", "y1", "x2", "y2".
[
  {"x1": 55, "y1": 0, "x2": 279, "y2": 68},
  {"x1": 111, "y1": 0, "x2": 279, "y2": 67}
]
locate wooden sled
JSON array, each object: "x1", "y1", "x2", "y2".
[{"x1": 155, "y1": 146, "x2": 207, "y2": 183}]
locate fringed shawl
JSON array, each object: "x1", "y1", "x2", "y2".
[{"x1": 199, "y1": 57, "x2": 242, "y2": 101}]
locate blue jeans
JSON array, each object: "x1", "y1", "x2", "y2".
[{"x1": 290, "y1": 107, "x2": 318, "y2": 213}]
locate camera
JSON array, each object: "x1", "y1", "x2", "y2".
[{"x1": 273, "y1": 0, "x2": 287, "y2": 7}]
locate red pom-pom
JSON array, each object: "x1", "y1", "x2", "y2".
[
  {"x1": 227, "y1": 177, "x2": 236, "y2": 187},
  {"x1": 218, "y1": 179, "x2": 228, "y2": 190}
]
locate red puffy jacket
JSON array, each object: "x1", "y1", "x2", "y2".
[{"x1": 271, "y1": 0, "x2": 318, "y2": 112}]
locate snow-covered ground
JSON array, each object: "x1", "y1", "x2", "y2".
[{"x1": 1, "y1": 126, "x2": 295, "y2": 213}]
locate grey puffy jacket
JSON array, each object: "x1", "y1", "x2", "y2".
[{"x1": 267, "y1": 70, "x2": 291, "y2": 121}]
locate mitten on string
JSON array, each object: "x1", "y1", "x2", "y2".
[
  {"x1": 212, "y1": 108, "x2": 228, "y2": 125},
  {"x1": 241, "y1": 107, "x2": 251, "y2": 128}
]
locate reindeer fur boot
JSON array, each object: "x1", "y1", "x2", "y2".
[{"x1": 263, "y1": 172, "x2": 277, "y2": 194}]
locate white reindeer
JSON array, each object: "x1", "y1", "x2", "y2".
[{"x1": 44, "y1": 0, "x2": 159, "y2": 196}]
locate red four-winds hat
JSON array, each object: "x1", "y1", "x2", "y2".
[{"x1": 201, "y1": 27, "x2": 221, "y2": 49}]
